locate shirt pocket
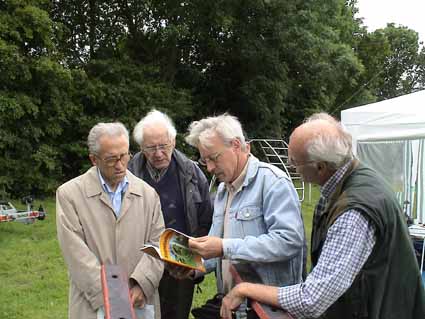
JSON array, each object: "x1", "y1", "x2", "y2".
[{"x1": 234, "y1": 206, "x2": 266, "y2": 237}]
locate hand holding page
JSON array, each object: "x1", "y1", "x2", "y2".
[{"x1": 141, "y1": 228, "x2": 206, "y2": 272}]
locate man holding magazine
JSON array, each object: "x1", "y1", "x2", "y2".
[{"x1": 179, "y1": 113, "x2": 305, "y2": 317}]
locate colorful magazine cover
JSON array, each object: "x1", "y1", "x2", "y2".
[{"x1": 140, "y1": 228, "x2": 206, "y2": 272}]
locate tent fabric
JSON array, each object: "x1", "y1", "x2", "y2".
[
  {"x1": 341, "y1": 90, "x2": 425, "y2": 223},
  {"x1": 341, "y1": 89, "x2": 425, "y2": 143}
]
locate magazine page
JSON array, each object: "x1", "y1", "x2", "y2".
[
  {"x1": 140, "y1": 244, "x2": 162, "y2": 259},
  {"x1": 160, "y1": 228, "x2": 206, "y2": 272}
]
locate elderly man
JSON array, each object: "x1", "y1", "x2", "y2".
[
  {"x1": 56, "y1": 122, "x2": 164, "y2": 319},
  {"x1": 184, "y1": 114, "x2": 305, "y2": 302},
  {"x1": 221, "y1": 113, "x2": 425, "y2": 319},
  {"x1": 128, "y1": 110, "x2": 213, "y2": 319}
]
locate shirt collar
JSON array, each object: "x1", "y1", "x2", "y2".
[
  {"x1": 98, "y1": 168, "x2": 129, "y2": 194},
  {"x1": 320, "y1": 160, "x2": 352, "y2": 199},
  {"x1": 226, "y1": 154, "x2": 250, "y2": 194},
  {"x1": 146, "y1": 158, "x2": 170, "y2": 182}
]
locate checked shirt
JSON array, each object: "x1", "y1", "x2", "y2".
[{"x1": 278, "y1": 161, "x2": 376, "y2": 318}]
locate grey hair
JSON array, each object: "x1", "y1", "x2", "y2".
[
  {"x1": 304, "y1": 113, "x2": 353, "y2": 170},
  {"x1": 185, "y1": 113, "x2": 247, "y2": 151},
  {"x1": 305, "y1": 112, "x2": 339, "y2": 124},
  {"x1": 87, "y1": 122, "x2": 129, "y2": 155},
  {"x1": 133, "y1": 109, "x2": 177, "y2": 146}
]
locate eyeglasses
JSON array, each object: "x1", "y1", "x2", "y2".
[
  {"x1": 142, "y1": 143, "x2": 172, "y2": 154},
  {"x1": 288, "y1": 158, "x2": 316, "y2": 168},
  {"x1": 198, "y1": 150, "x2": 225, "y2": 167},
  {"x1": 97, "y1": 152, "x2": 132, "y2": 167}
]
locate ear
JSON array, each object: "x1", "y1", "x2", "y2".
[
  {"x1": 89, "y1": 154, "x2": 97, "y2": 166},
  {"x1": 316, "y1": 162, "x2": 324, "y2": 171},
  {"x1": 232, "y1": 138, "x2": 242, "y2": 151}
]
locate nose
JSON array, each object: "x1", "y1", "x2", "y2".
[
  {"x1": 153, "y1": 148, "x2": 163, "y2": 156},
  {"x1": 114, "y1": 158, "x2": 125, "y2": 169},
  {"x1": 206, "y1": 161, "x2": 215, "y2": 173}
]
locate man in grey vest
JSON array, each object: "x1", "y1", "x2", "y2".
[
  {"x1": 128, "y1": 109, "x2": 213, "y2": 319},
  {"x1": 220, "y1": 113, "x2": 425, "y2": 319}
]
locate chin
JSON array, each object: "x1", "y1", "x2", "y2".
[{"x1": 154, "y1": 161, "x2": 169, "y2": 170}]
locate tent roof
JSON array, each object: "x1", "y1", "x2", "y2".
[{"x1": 341, "y1": 90, "x2": 425, "y2": 142}]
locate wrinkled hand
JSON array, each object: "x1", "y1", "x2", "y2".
[
  {"x1": 188, "y1": 236, "x2": 223, "y2": 259},
  {"x1": 166, "y1": 263, "x2": 195, "y2": 280},
  {"x1": 220, "y1": 284, "x2": 246, "y2": 319},
  {"x1": 130, "y1": 284, "x2": 146, "y2": 308}
]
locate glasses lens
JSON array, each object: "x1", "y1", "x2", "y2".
[
  {"x1": 104, "y1": 153, "x2": 130, "y2": 167},
  {"x1": 143, "y1": 144, "x2": 170, "y2": 154}
]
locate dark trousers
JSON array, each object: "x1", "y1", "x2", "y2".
[{"x1": 159, "y1": 271, "x2": 195, "y2": 319}]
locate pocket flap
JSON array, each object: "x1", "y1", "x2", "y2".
[{"x1": 236, "y1": 207, "x2": 262, "y2": 220}]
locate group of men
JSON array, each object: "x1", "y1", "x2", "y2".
[{"x1": 56, "y1": 110, "x2": 425, "y2": 319}]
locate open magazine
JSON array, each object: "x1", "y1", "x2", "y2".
[{"x1": 141, "y1": 228, "x2": 206, "y2": 272}]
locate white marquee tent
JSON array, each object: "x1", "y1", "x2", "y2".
[{"x1": 341, "y1": 89, "x2": 425, "y2": 223}]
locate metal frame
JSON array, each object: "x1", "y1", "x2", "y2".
[{"x1": 249, "y1": 139, "x2": 305, "y2": 202}]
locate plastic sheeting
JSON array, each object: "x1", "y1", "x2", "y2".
[{"x1": 341, "y1": 90, "x2": 425, "y2": 223}]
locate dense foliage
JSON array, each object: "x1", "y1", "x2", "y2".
[{"x1": 1, "y1": 0, "x2": 424, "y2": 197}]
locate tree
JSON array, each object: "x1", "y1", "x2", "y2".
[
  {"x1": 0, "y1": 0, "x2": 82, "y2": 196},
  {"x1": 355, "y1": 23, "x2": 423, "y2": 102}
]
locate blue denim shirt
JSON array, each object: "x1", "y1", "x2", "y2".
[{"x1": 205, "y1": 156, "x2": 305, "y2": 292}]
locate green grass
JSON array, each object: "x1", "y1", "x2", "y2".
[
  {"x1": 0, "y1": 200, "x2": 68, "y2": 319},
  {"x1": 0, "y1": 187, "x2": 319, "y2": 318}
]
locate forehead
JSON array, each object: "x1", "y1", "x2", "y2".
[
  {"x1": 198, "y1": 133, "x2": 226, "y2": 154},
  {"x1": 98, "y1": 134, "x2": 129, "y2": 154},
  {"x1": 143, "y1": 125, "x2": 170, "y2": 145}
]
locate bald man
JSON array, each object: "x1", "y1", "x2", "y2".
[{"x1": 220, "y1": 113, "x2": 425, "y2": 319}]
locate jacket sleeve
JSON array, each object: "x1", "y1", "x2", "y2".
[
  {"x1": 222, "y1": 176, "x2": 304, "y2": 262},
  {"x1": 56, "y1": 187, "x2": 103, "y2": 310},
  {"x1": 194, "y1": 165, "x2": 214, "y2": 237},
  {"x1": 130, "y1": 194, "x2": 165, "y2": 300}
]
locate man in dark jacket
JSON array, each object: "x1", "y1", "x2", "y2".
[
  {"x1": 220, "y1": 113, "x2": 425, "y2": 319},
  {"x1": 128, "y1": 109, "x2": 213, "y2": 319}
]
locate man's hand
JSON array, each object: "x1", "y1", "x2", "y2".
[
  {"x1": 220, "y1": 284, "x2": 246, "y2": 319},
  {"x1": 130, "y1": 284, "x2": 146, "y2": 308},
  {"x1": 166, "y1": 263, "x2": 195, "y2": 280},
  {"x1": 188, "y1": 236, "x2": 223, "y2": 259}
]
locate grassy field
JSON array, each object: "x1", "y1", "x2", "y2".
[{"x1": 0, "y1": 187, "x2": 319, "y2": 318}]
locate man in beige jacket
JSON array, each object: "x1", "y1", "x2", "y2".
[{"x1": 56, "y1": 122, "x2": 165, "y2": 319}]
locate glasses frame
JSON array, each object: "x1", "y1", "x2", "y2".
[
  {"x1": 288, "y1": 158, "x2": 316, "y2": 168},
  {"x1": 198, "y1": 149, "x2": 226, "y2": 167},
  {"x1": 142, "y1": 143, "x2": 172, "y2": 155},
  {"x1": 96, "y1": 152, "x2": 132, "y2": 167}
]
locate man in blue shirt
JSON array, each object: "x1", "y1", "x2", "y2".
[{"x1": 184, "y1": 114, "x2": 305, "y2": 298}]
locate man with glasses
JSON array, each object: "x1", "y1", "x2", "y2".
[
  {"x1": 56, "y1": 122, "x2": 165, "y2": 319},
  {"x1": 128, "y1": 110, "x2": 213, "y2": 319},
  {"x1": 182, "y1": 114, "x2": 305, "y2": 308},
  {"x1": 220, "y1": 113, "x2": 425, "y2": 319}
]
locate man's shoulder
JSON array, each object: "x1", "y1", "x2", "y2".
[
  {"x1": 58, "y1": 167, "x2": 93, "y2": 191},
  {"x1": 174, "y1": 149, "x2": 208, "y2": 181},
  {"x1": 250, "y1": 158, "x2": 290, "y2": 180},
  {"x1": 126, "y1": 170, "x2": 158, "y2": 197},
  {"x1": 174, "y1": 149, "x2": 197, "y2": 168}
]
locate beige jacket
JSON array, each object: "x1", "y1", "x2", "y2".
[{"x1": 56, "y1": 167, "x2": 164, "y2": 319}]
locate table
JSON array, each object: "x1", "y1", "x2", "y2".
[{"x1": 409, "y1": 224, "x2": 425, "y2": 274}]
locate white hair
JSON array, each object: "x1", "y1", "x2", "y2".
[
  {"x1": 304, "y1": 113, "x2": 353, "y2": 169},
  {"x1": 304, "y1": 112, "x2": 339, "y2": 124},
  {"x1": 133, "y1": 109, "x2": 177, "y2": 146},
  {"x1": 87, "y1": 122, "x2": 129, "y2": 154},
  {"x1": 185, "y1": 113, "x2": 247, "y2": 151}
]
